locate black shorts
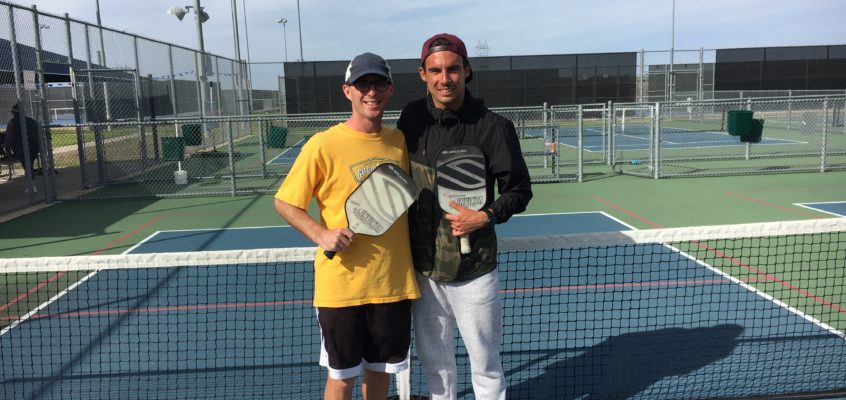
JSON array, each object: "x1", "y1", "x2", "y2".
[{"x1": 317, "y1": 300, "x2": 412, "y2": 379}]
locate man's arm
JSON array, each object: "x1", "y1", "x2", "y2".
[
  {"x1": 274, "y1": 198, "x2": 354, "y2": 253},
  {"x1": 487, "y1": 119, "x2": 533, "y2": 221}
]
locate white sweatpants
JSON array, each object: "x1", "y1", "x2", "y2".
[{"x1": 412, "y1": 270, "x2": 506, "y2": 400}]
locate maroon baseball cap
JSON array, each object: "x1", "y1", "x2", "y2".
[{"x1": 420, "y1": 33, "x2": 472, "y2": 83}]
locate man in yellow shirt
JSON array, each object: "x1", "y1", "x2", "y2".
[{"x1": 274, "y1": 52, "x2": 420, "y2": 400}]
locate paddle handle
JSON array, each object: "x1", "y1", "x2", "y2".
[
  {"x1": 460, "y1": 234, "x2": 471, "y2": 254},
  {"x1": 324, "y1": 250, "x2": 337, "y2": 260}
]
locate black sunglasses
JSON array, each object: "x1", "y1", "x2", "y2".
[{"x1": 352, "y1": 80, "x2": 391, "y2": 93}]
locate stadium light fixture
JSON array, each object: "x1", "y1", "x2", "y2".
[{"x1": 167, "y1": 5, "x2": 209, "y2": 23}]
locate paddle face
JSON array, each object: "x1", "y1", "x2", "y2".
[
  {"x1": 345, "y1": 162, "x2": 417, "y2": 236},
  {"x1": 436, "y1": 145, "x2": 487, "y2": 254},
  {"x1": 436, "y1": 145, "x2": 486, "y2": 214},
  {"x1": 324, "y1": 162, "x2": 417, "y2": 260}
]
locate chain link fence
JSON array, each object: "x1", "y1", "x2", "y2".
[
  {"x1": 613, "y1": 95, "x2": 846, "y2": 178},
  {"x1": 1, "y1": 2, "x2": 249, "y2": 214},
  {"x1": 2, "y1": 2, "x2": 845, "y2": 216}
]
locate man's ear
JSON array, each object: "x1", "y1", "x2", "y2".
[{"x1": 342, "y1": 84, "x2": 353, "y2": 101}]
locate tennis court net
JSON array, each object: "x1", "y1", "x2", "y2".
[{"x1": 1, "y1": 218, "x2": 845, "y2": 399}]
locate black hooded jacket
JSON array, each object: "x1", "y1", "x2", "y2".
[{"x1": 397, "y1": 90, "x2": 532, "y2": 282}]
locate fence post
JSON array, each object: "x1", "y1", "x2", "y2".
[
  {"x1": 639, "y1": 49, "x2": 645, "y2": 102},
  {"x1": 32, "y1": 6, "x2": 57, "y2": 201},
  {"x1": 132, "y1": 37, "x2": 148, "y2": 179},
  {"x1": 698, "y1": 48, "x2": 704, "y2": 101},
  {"x1": 168, "y1": 45, "x2": 178, "y2": 117},
  {"x1": 258, "y1": 118, "x2": 267, "y2": 178},
  {"x1": 745, "y1": 99, "x2": 752, "y2": 160},
  {"x1": 227, "y1": 118, "x2": 237, "y2": 195},
  {"x1": 607, "y1": 100, "x2": 614, "y2": 165},
  {"x1": 215, "y1": 56, "x2": 223, "y2": 117},
  {"x1": 787, "y1": 89, "x2": 792, "y2": 131},
  {"x1": 65, "y1": 14, "x2": 89, "y2": 189},
  {"x1": 653, "y1": 102, "x2": 661, "y2": 179},
  {"x1": 541, "y1": 102, "x2": 554, "y2": 168},
  {"x1": 577, "y1": 104, "x2": 583, "y2": 182},
  {"x1": 821, "y1": 98, "x2": 828, "y2": 172}
]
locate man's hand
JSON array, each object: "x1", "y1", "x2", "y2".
[
  {"x1": 444, "y1": 201, "x2": 488, "y2": 237},
  {"x1": 316, "y1": 228, "x2": 354, "y2": 253},
  {"x1": 275, "y1": 198, "x2": 355, "y2": 253}
]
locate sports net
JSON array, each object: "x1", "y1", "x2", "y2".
[{"x1": 1, "y1": 219, "x2": 845, "y2": 399}]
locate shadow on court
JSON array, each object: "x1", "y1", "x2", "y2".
[{"x1": 504, "y1": 324, "x2": 743, "y2": 399}]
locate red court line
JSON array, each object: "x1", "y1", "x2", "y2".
[
  {"x1": 503, "y1": 278, "x2": 730, "y2": 294},
  {"x1": 0, "y1": 276, "x2": 770, "y2": 321},
  {"x1": 91, "y1": 215, "x2": 163, "y2": 255},
  {"x1": 590, "y1": 196, "x2": 665, "y2": 228},
  {"x1": 0, "y1": 215, "x2": 162, "y2": 316},
  {"x1": 0, "y1": 271, "x2": 67, "y2": 313},
  {"x1": 0, "y1": 298, "x2": 311, "y2": 321},
  {"x1": 692, "y1": 240, "x2": 846, "y2": 315},
  {"x1": 723, "y1": 192, "x2": 824, "y2": 219}
]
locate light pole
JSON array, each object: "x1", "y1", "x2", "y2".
[
  {"x1": 95, "y1": 0, "x2": 106, "y2": 66},
  {"x1": 296, "y1": 0, "x2": 303, "y2": 61},
  {"x1": 167, "y1": 1, "x2": 210, "y2": 117},
  {"x1": 241, "y1": 0, "x2": 253, "y2": 113},
  {"x1": 277, "y1": 18, "x2": 288, "y2": 62},
  {"x1": 669, "y1": 0, "x2": 675, "y2": 101}
]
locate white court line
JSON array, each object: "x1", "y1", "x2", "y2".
[{"x1": 794, "y1": 202, "x2": 846, "y2": 217}]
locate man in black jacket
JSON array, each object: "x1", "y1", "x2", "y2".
[
  {"x1": 397, "y1": 33, "x2": 532, "y2": 400},
  {"x1": 3, "y1": 103, "x2": 40, "y2": 174}
]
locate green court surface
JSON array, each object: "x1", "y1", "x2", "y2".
[{"x1": 0, "y1": 170, "x2": 844, "y2": 258}]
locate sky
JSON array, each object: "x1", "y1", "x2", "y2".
[{"x1": 10, "y1": 0, "x2": 846, "y2": 64}]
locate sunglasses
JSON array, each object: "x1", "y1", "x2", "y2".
[{"x1": 351, "y1": 80, "x2": 391, "y2": 93}]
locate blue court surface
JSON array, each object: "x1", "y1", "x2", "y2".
[
  {"x1": 795, "y1": 201, "x2": 846, "y2": 217},
  {"x1": 2, "y1": 212, "x2": 845, "y2": 399},
  {"x1": 266, "y1": 137, "x2": 306, "y2": 165}
]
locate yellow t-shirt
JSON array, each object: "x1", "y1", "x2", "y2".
[{"x1": 275, "y1": 123, "x2": 420, "y2": 307}]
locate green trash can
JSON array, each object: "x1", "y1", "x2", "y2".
[
  {"x1": 727, "y1": 110, "x2": 754, "y2": 136},
  {"x1": 181, "y1": 124, "x2": 203, "y2": 146},
  {"x1": 741, "y1": 119, "x2": 764, "y2": 143},
  {"x1": 267, "y1": 126, "x2": 288, "y2": 148},
  {"x1": 161, "y1": 137, "x2": 185, "y2": 161}
]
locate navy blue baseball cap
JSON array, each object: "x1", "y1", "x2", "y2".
[{"x1": 344, "y1": 52, "x2": 392, "y2": 84}]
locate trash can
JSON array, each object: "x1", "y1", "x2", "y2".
[
  {"x1": 727, "y1": 110, "x2": 754, "y2": 136},
  {"x1": 741, "y1": 119, "x2": 764, "y2": 143},
  {"x1": 182, "y1": 124, "x2": 203, "y2": 146},
  {"x1": 161, "y1": 137, "x2": 185, "y2": 161},
  {"x1": 267, "y1": 126, "x2": 288, "y2": 149}
]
